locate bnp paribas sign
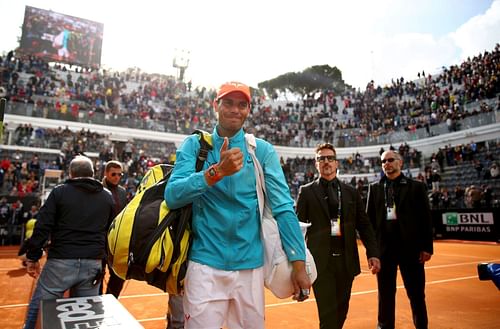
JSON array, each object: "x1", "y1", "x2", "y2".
[{"x1": 442, "y1": 212, "x2": 494, "y2": 233}]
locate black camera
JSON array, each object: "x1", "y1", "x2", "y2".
[{"x1": 477, "y1": 263, "x2": 500, "y2": 290}]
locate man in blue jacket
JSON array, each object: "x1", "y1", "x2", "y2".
[{"x1": 165, "y1": 81, "x2": 311, "y2": 329}]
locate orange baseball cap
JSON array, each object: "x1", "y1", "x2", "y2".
[{"x1": 215, "y1": 81, "x2": 251, "y2": 103}]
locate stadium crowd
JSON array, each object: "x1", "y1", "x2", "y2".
[
  {"x1": 3, "y1": 121, "x2": 425, "y2": 198},
  {"x1": 0, "y1": 44, "x2": 499, "y2": 247},
  {"x1": 1, "y1": 134, "x2": 497, "y2": 245},
  {"x1": 1, "y1": 44, "x2": 499, "y2": 147}
]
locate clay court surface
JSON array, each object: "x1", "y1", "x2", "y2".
[{"x1": 1, "y1": 240, "x2": 499, "y2": 329}]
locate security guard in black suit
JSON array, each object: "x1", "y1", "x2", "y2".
[
  {"x1": 366, "y1": 150, "x2": 433, "y2": 329},
  {"x1": 297, "y1": 143, "x2": 380, "y2": 329}
]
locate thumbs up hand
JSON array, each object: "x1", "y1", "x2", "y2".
[{"x1": 218, "y1": 137, "x2": 243, "y2": 177}]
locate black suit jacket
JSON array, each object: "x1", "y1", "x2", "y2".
[
  {"x1": 366, "y1": 175, "x2": 434, "y2": 257},
  {"x1": 296, "y1": 178, "x2": 379, "y2": 277}
]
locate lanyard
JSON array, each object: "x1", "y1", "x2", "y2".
[
  {"x1": 329, "y1": 181, "x2": 342, "y2": 219},
  {"x1": 329, "y1": 183, "x2": 342, "y2": 237},
  {"x1": 336, "y1": 185, "x2": 342, "y2": 219}
]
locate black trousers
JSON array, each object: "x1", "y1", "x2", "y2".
[
  {"x1": 99, "y1": 259, "x2": 125, "y2": 298},
  {"x1": 106, "y1": 268, "x2": 125, "y2": 298},
  {"x1": 376, "y1": 252, "x2": 428, "y2": 329},
  {"x1": 313, "y1": 254, "x2": 354, "y2": 329}
]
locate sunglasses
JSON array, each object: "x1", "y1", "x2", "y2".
[
  {"x1": 110, "y1": 172, "x2": 123, "y2": 177},
  {"x1": 316, "y1": 155, "x2": 336, "y2": 163},
  {"x1": 381, "y1": 158, "x2": 397, "y2": 164}
]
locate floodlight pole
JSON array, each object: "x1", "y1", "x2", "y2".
[{"x1": 172, "y1": 49, "x2": 190, "y2": 82}]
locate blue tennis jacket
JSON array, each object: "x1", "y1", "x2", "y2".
[{"x1": 165, "y1": 127, "x2": 305, "y2": 271}]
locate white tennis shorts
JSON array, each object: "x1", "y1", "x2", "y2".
[{"x1": 183, "y1": 261, "x2": 265, "y2": 329}]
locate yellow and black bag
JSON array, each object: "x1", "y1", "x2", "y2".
[{"x1": 107, "y1": 130, "x2": 212, "y2": 294}]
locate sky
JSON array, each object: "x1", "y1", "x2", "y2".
[{"x1": 0, "y1": 0, "x2": 499, "y2": 90}]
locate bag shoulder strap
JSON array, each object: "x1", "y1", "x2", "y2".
[
  {"x1": 193, "y1": 129, "x2": 213, "y2": 172},
  {"x1": 245, "y1": 133, "x2": 265, "y2": 222}
]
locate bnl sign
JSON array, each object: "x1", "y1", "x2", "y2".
[{"x1": 442, "y1": 212, "x2": 494, "y2": 225}]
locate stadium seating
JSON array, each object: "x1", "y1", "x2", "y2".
[{"x1": 0, "y1": 45, "x2": 498, "y2": 245}]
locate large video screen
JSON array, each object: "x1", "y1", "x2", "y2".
[{"x1": 19, "y1": 6, "x2": 104, "y2": 68}]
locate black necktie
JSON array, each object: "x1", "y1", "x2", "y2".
[
  {"x1": 386, "y1": 180, "x2": 395, "y2": 207},
  {"x1": 327, "y1": 180, "x2": 338, "y2": 218}
]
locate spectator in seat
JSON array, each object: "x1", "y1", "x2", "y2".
[
  {"x1": 487, "y1": 162, "x2": 499, "y2": 179},
  {"x1": 430, "y1": 159, "x2": 440, "y2": 173},
  {"x1": 429, "y1": 188, "x2": 442, "y2": 209},
  {"x1": 416, "y1": 172, "x2": 426, "y2": 184},
  {"x1": 454, "y1": 185, "x2": 465, "y2": 208},
  {"x1": 465, "y1": 185, "x2": 483, "y2": 209},
  {"x1": 481, "y1": 184, "x2": 493, "y2": 208},
  {"x1": 430, "y1": 170, "x2": 441, "y2": 191},
  {"x1": 440, "y1": 188, "x2": 451, "y2": 209},
  {"x1": 473, "y1": 159, "x2": 484, "y2": 179},
  {"x1": 0, "y1": 197, "x2": 11, "y2": 226}
]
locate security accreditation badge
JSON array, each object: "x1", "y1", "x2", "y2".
[
  {"x1": 386, "y1": 204, "x2": 397, "y2": 220},
  {"x1": 331, "y1": 216, "x2": 341, "y2": 236}
]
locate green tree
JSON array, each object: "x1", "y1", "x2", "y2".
[{"x1": 258, "y1": 65, "x2": 350, "y2": 95}]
